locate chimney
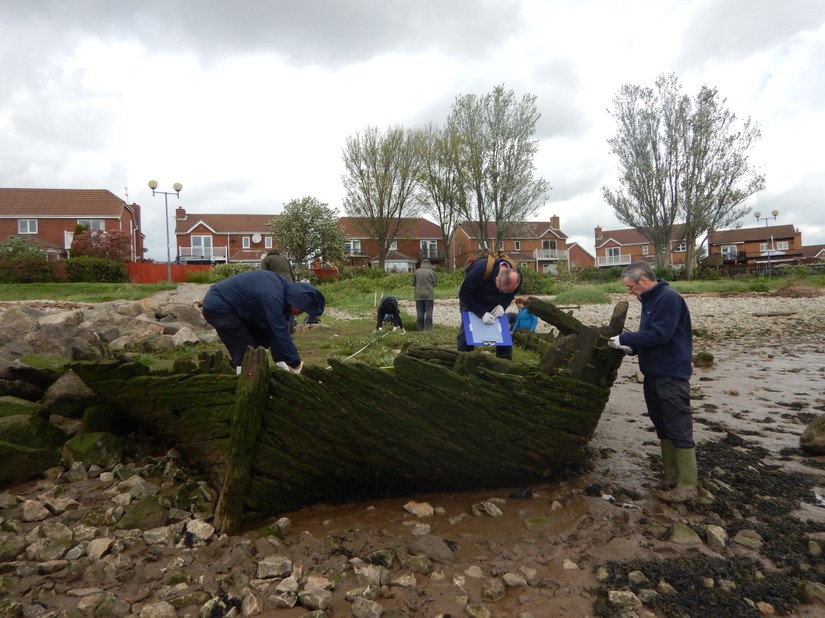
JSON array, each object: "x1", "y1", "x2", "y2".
[
  {"x1": 549, "y1": 215, "x2": 560, "y2": 230},
  {"x1": 175, "y1": 207, "x2": 186, "y2": 219},
  {"x1": 595, "y1": 226, "x2": 603, "y2": 241}
]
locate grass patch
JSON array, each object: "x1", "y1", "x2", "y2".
[{"x1": 0, "y1": 282, "x2": 176, "y2": 302}]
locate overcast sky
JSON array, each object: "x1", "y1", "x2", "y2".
[{"x1": 2, "y1": 0, "x2": 823, "y2": 261}]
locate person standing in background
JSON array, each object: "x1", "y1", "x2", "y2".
[{"x1": 412, "y1": 259, "x2": 438, "y2": 332}]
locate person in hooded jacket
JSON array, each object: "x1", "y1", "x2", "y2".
[{"x1": 202, "y1": 269, "x2": 325, "y2": 374}]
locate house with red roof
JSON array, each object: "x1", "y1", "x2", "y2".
[
  {"x1": 453, "y1": 215, "x2": 591, "y2": 273},
  {"x1": 0, "y1": 188, "x2": 143, "y2": 261},
  {"x1": 594, "y1": 224, "x2": 689, "y2": 269},
  {"x1": 338, "y1": 217, "x2": 446, "y2": 273},
  {"x1": 173, "y1": 208, "x2": 278, "y2": 264},
  {"x1": 706, "y1": 223, "x2": 803, "y2": 269}
]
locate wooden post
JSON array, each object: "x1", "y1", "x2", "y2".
[{"x1": 213, "y1": 346, "x2": 270, "y2": 534}]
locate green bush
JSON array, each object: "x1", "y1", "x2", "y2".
[
  {"x1": 0, "y1": 237, "x2": 54, "y2": 283},
  {"x1": 519, "y1": 268, "x2": 557, "y2": 295},
  {"x1": 66, "y1": 257, "x2": 129, "y2": 283}
]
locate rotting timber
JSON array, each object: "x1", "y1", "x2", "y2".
[{"x1": 66, "y1": 297, "x2": 629, "y2": 534}]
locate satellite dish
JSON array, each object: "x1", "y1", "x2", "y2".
[{"x1": 252, "y1": 233, "x2": 262, "y2": 243}]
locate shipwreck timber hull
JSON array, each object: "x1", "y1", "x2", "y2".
[{"x1": 68, "y1": 297, "x2": 629, "y2": 533}]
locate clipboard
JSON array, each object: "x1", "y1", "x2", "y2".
[{"x1": 462, "y1": 312, "x2": 512, "y2": 347}]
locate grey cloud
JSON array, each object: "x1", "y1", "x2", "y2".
[
  {"x1": 675, "y1": 0, "x2": 825, "y2": 67},
  {"x1": 1, "y1": 0, "x2": 524, "y2": 68}
]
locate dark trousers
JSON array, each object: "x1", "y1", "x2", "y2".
[
  {"x1": 416, "y1": 299, "x2": 434, "y2": 331},
  {"x1": 203, "y1": 309, "x2": 269, "y2": 367},
  {"x1": 456, "y1": 327, "x2": 512, "y2": 361},
  {"x1": 643, "y1": 376, "x2": 694, "y2": 448}
]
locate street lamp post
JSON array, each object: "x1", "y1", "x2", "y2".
[
  {"x1": 148, "y1": 180, "x2": 183, "y2": 283},
  {"x1": 754, "y1": 209, "x2": 779, "y2": 275}
]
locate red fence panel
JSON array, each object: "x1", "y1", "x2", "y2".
[{"x1": 126, "y1": 263, "x2": 212, "y2": 284}]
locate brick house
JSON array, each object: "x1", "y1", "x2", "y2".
[
  {"x1": 339, "y1": 217, "x2": 446, "y2": 273},
  {"x1": 453, "y1": 216, "x2": 589, "y2": 273},
  {"x1": 0, "y1": 188, "x2": 143, "y2": 261},
  {"x1": 706, "y1": 223, "x2": 803, "y2": 269},
  {"x1": 173, "y1": 207, "x2": 278, "y2": 264},
  {"x1": 594, "y1": 225, "x2": 689, "y2": 269}
]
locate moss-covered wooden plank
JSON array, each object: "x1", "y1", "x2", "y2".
[{"x1": 214, "y1": 347, "x2": 269, "y2": 534}]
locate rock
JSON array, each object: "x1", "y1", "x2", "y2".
[
  {"x1": 800, "y1": 414, "x2": 825, "y2": 454},
  {"x1": 407, "y1": 534, "x2": 453, "y2": 564},
  {"x1": 62, "y1": 432, "x2": 125, "y2": 469},
  {"x1": 40, "y1": 370, "x2": 97, "y2": 419},
  {"x1": 403, "y1": 500, "x2": 433, "y2": 517},
  {"x1": 257, "y1": 554, "x2": 292, "y2": 579},
  {"x1": 115, "y1": 494, "x2": 168, "y2": 530},
  {"x1": 351, "y1": 597, "x2": 383, "y2": 618}
]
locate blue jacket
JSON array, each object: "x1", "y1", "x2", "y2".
[
  {"x1": 512, "y1": 307, "x2": 537, "y2": 332},
  {"x1": 619, "y1": 280, "x2": 692, "y2": 380},
  {"x1": 202, "y1": 270, "x2": 325, "y2": 366},
  {"x1": 459, "y1": 258, "x2": 521, "y2": 318}
]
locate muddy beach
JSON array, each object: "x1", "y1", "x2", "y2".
[{"x1": 2, "y1": 289, "x2": 825, "y2": 617}]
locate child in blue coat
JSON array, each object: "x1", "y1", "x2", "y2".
[{"x1": 511, "y1": 297, "x2": 537, "y2": 332}]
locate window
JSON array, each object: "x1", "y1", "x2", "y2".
[
  {"x1": 606, "y1": 247, "x2": 620, "y2": 263},
  {"x1": 720, "y1": 245, "x2": 738, "y2": 259},
  {"x1": 77, "y1": 219, "x2": 105, "y2": 230},
  {"x1": 514, "y1": 241, "x2": 521, "y2": 251},
  {"x1": 191, "y1": 235, "x2": 213, "y2": 259},
  {"x1": 542, "y1": 240, "x2": 556, "y2": 251},
  {"x1": 345, "y1": 240, "x2": 362, "y2": 254},
  {"x1": 776, "y1": 241, "x2": 789, "y2": 251},
  {"x1": 674, "y1": 242, "x2": 686, "y2": 252},
  {"x1": 420, "y1": 240, "x2": 437, "y2": 258},
  {"x1": 497, "y1": 241, "x2": 504, "y2": 251},
  {"x1": 242, "y1": 237, "x2": 251, "y2": 249},
  {"x1": 642, "y1": 245, "x2": 649, "y2": 255},
  {"x1": 389, "y1": 240, "x2": 397, "y2": 250},
  {"x1": 264, "y1": 236, "x2": 273, "y2": 249},
  {"x1": 18, "y1": 219, "x2": 38, "y2": 234}
]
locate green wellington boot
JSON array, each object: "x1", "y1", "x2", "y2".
[
  {"x1": 657, "y1": 439, "x2": 677, "y2": 490},
  {"x1": 658, "y1": 447, "x2": 698, "y2": 503}
]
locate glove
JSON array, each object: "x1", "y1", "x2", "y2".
[
  {"x1": 289, "y1": 362, "x2": 303, "y2": 375},
  {"x1": 482, "y1": 312, "x2": 495, "y2": 325},
  {"x1": 491, "y1": 305, "x2": 505, "y2": 318},
  {"x1": 608, "y1": 335, "x2": 633, "y2": 354},
  {"x1": 275, "y1": 361, "x2": 290, "y2": 371}
]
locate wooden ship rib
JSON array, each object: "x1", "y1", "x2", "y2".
[{"x1": 66, "y1": 297, "x2": 629, "y2": 534}]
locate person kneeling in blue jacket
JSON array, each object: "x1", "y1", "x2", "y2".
[{"x1": 202, "y1": 269, "x2": 325, "y2": 374}]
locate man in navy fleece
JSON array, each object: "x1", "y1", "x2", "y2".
[
  {"x1": 202, "y1": 270, "x2": 325, "y2": 374},
  {"x1": 457, "y1": 258, "x2": 521, "y2": 360},
  {"x1": 608, "y1": 261, "x2": 696, "y2": 501}
]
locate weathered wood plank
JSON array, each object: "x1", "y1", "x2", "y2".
[{"x1": 214, "y1": 347, "x2": 269, "y2": 534}]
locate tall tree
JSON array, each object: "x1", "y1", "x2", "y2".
[
  {"x1": 678, "y1": 85, "x2": 764, "y2": 278},
  {"x1": 447, "y1": 84, "x2": 550, "y2": 249},
  {"x1": 415, "y1": 122, "x2": 465, "y2": 270},
  {"x1": 604, "y1": 73, "x2": 764, "y2": 275},
  {"x1": 268, "y1": 196, "x2": 347, "y2": 268},
  {"x1": 341, "y1": 125, "x2": 421, "y2": 271}
]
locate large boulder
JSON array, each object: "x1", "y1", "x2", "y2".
[
  {"x1": 62, "y1": 432, "x2": 125, "y2": 469},
  {"x1": 40, "y1": 370, "x2": 97, "y2": 419},
  {"x1": 0, "y1": 441, "x2": 60, "y2": 486}
]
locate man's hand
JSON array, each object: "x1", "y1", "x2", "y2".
[
  {"x1": 491, "y1": 305, "x2": 505, "y2": 318},
  {"x1": 608, "y1": 335, "x2": 633, "y2": 354},
  {"x1": 289, "y1": 362, "x2": 303, "y2": 375},
  {"x1": 482, "y1": 312, "x2": 495, "y2": 325},
  {"x1": 275, "y1": 361, "x2": 290, "y2": 371}
]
